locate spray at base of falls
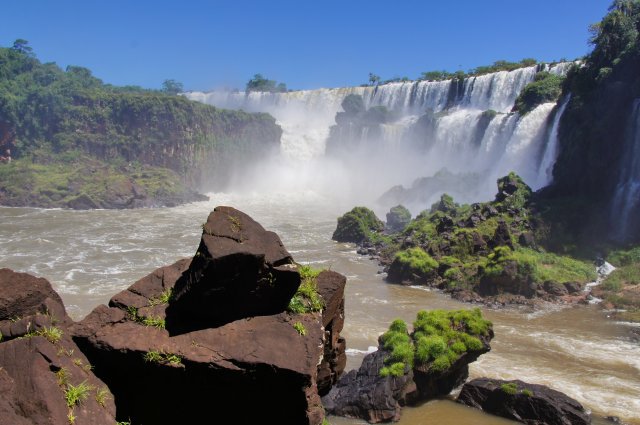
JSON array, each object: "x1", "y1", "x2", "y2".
[{"x1": 187, "y1": 63, "x2": 573, "y2": 210}]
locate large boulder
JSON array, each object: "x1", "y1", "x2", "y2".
[
  {"x1": 71, "y1": 207, "x2": 347, "y2": 425},
  {"x1": 386, "y1": 205, "x2": 411, "y2": 233},
  {"x1": 167, "y1": 206, "x2": 301, "y2": 330},
  {"x1": 0, "y1": 269, "x2": 116, "y2": 425},
  {"x1": 457, "y1": 378, "x2": 591, "y2": 425},
  {"x1": 322, "y1": 349, "x2": 417, "y2": 423},
  {"x1": 332, "y1": 207, "x2": 384, "y2": 244},
  {"x1": 324, "y1": 309, "x2": 493, "y2": 423}
]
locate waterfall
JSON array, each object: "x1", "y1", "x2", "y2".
[
  {"x1": 535, "y1": 94, "x2": 572, "y2": 187},
  {"x1": 611, "y1": 99, "x2": 640, "y2": 241},
  {"x1": 186, "y1": 63, "x2": 571, "y2": 207}
]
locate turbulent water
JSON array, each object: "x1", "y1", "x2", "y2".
[
  {"x1": 187, "y1": 63, "x2": 573, "y2": 211},
  {"x1": 1, "y1": 197, "x2": 639, "y2": 424}
]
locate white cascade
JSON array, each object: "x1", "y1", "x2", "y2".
[
  {"x1": 535, "y1": 94, "x2": 572, "y2": 187},
  {"x1": 186, "y1": 63, "x2": 572, "y2": 207}
]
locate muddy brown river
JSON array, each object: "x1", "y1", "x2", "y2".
[{"x1": 1, "y1": 192, "x2": 638, "y2": 424}]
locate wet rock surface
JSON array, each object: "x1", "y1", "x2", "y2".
[{"x1": 457, "y1": 377, "x2": 591, "y2": 425}]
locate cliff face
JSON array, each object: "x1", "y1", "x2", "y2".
[
  {"x1": 0, "y1": 45, "x2": 282, "y2": 208},
  {"x1": 548, "y1": 3, "x2": 640, "y2": 243}
]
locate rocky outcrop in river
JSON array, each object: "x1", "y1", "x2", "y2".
[
  {"x1": 457, "y1": 378, "x2": 591, "y2": 425},
  {"x1": 0, "y1": 206, "x2": 346, "y2": 424}
]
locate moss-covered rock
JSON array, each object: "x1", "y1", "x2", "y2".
[
  {"x1": 332, "y1": 207, "x2": 384, "y2": 244},
  {"x1": 387, "y1": 247, "x2": 439, "y2": 284},
  {"x1": 386, "y1": 205, "x2": 411, "y2": 233}
]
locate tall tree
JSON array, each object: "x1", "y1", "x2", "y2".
[{"x1": 162, "y1": 79, "x2": 184, "y2": 95}]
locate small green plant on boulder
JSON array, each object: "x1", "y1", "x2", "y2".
[
  {"x1": 501, "y1": 382, "x2": 518, "y2": 395},
  {"x1": 288, "y1": 264, "x2": 324, "y2": 314},
  {"x1": 292, "y1": 321, "x2": 307, "y2": 336}
]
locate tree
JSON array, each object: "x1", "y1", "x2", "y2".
[
  {"x1": 162, "y1": 79, "x2": 184, "y2": 95},
  {"x1": 245, "y1": 74, "x2": 286, "y2": 93},
  {"x1": 11, "y1": 39, "x2": 34, "y2": 57},
  {"x1": 368, "y1": 73, "x2": 380, "y2": 86}
]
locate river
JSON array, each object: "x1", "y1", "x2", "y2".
[{"x1": 0, "y1": 192, "x2": 638, "y2": 424}]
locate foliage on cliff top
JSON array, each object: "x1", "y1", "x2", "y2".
[
  {"x1": 332, "y1": 206, "x2": 384, "y2": 244},
  {"x1": 514, "y1": 71, "x2": 565, "y2": 115},
  {"x1": 0, "y1": 41, "x2": 279, "y2": 164},
  {"x1": 379, "y1": 309, "x2": 491, "y2": 377},
  {"x1": 245, "y1": 74, "x2": 287, "y2": 93}
]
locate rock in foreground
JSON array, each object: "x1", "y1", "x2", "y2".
[
  {"x1": 457, "y1": 378, "x2": 591, "y2": 425},
  {"x1": 0, "y1": 269, "x2": 116, "y2": 425},
  {"x1": 323, "y1": 309, "x2": 493, "y2": 423},
  {"x1": 71, "y1": 206, "x2": 347, "y2": 425}
]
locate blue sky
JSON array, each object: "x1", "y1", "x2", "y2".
[{"x1": 1, "y1": 0, "x2": 612, "y2": 91}]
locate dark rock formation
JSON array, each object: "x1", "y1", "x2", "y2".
[
  {"x1": 457, "y1": 378, "x2": 591, "y2": 425},
  {"x1": 322, "y1": 349, "x2": 417, "y2": 423},
  {"x1": 167, "y1": 206, "x2": 300, "y2": 330},
  {"x1": 0, "y1": 269, "x2": 116, "y2": 425},
  {"x1": 70, "y1": 206, "x2": 346, "y2": 425}
]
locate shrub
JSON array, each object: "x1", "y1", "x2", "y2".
[
  {"x1": 287, "y1": 265, "x2": 324, "y2": 313},
  {"x1": 379, "y1": 362, "x2": 406, "y2": 377},
  {"x1": 394, "y1": 248, "x2": 439, "y2": 275},
  {"x1": 514, "y1": 72, "x2": 565, "y2": 115},
  {"x1": 501, "y1": 382, "x2": 518, "y2": 395},
  {"x1": 65, "y1": 381, "x2": 92, "y2": 407},
  {"x1": 293, "y1": 321, "x2": 307, "y2": 336},
  {"x1": 332, "y1": 207, "x2": 384, "y2": 243}
]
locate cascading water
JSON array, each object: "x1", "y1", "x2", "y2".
[
  {"x1": 611, "y1": 99, "x2": 640, "y2": 241},
  {"x1": 187, "y1": 63, "x2": 572, "y2": 210},
  {"x1": 534, "y1": 94, "x2": 571, "y2": 187}
]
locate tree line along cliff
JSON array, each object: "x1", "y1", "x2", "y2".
[{"x1": 0, "y1": 41, "x2": 282, "y2": 208}]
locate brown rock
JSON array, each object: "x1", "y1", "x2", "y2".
[{"x1": 167, "y1": 206, "x2": 300, "y2": 330}]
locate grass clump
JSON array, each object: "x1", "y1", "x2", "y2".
[
  {"x1": 141, "y1": 315, "x2": 166, "y2": 329},
  {"x1": 95, "y1": 386, "x2": 110, "y2": 407},
  {"x1": 292, "y1": 321, "x2": 307, "y2": 336},
  {"x1": 148, "y1": 288, "x2": 173, "y2": 306},
  {"x1": 37, "y1": 326, "x2": 63, "y2": 344},
  {"x1": 378, "y1": 309, "x2": 491, "y2": 377},
  {"x1": 521, "y1": 388, "x2": 533, "y2": 397},
  {"x1": 501, "y1": 382, "x2": 518, "y2": 395},
  {"x1": 287, "y1": 265, "x2": 324, "y2": 314},
  {"x1": 65, "y1": 381, "x2": 93, "y2": 407},
  {"x1": 394, "y1": 248, "x2": 439, "y2": 275},
  {"x1": 144, "y1": 350, "x2": 183, "y2": 366}
]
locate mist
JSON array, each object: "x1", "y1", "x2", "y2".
[{"x1": 186, "y1": 64, "x2": 571, "y2": 218}]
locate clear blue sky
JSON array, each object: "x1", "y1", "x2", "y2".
[{"x1": 1, "y1": 0, "x2": 612, "y2": 91}]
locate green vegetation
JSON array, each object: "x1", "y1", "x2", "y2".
[
  {"x1": 522, "y1": 388, "x2": 533, "y2": 397},
  {"x1": 65, "y1": 381, "x2": 92, "y2": 407},
  {"x1": 35, "y1": 326, "x2": 63, "y2": 344},
  {"x1": 386, "y1": 205, "x2": 412, "y2": 232},
  {"x1": 143, "y1": 350, "x2": 183, "y2": 366},
  {"x1": 418, "y1": 59, "x2": 540, "y2": 82},
  {"x1": 501, "y1": 382, "x2": 518, "y2": 395},
  {"x1": 292, "y1": 321, "x2": 307, "y2": 336},
  {"x1": 148, "y1": 288, "x2": 174, "y2": 306},
  {"x1": 378, "y1": 310, "x2": 491, "y2": 377},
  {"x1": 392, "y1": 247, "x2": 439, "y2": 278},
  {"x1": 246, "y1": 74, "x2": 287, "y2": 92},
  {"x1": 141, "y1": 315, "x2": 166, "y2": 329},
  {"x1": 0, "y1": 41, "x2": 280, "y2": 208},
  {"x1": 125, "y1": 306, "x2": 166, "y2": 329},
  {"x1": 332, "y1": 206, "x2": 384, "y2": 244},
  {"x1": 376, "y1": 173, "x2": 596, "y2": 298},
  {"x1": 56, "y1": 367, "x2": 70, "y2": 387},
  {"x1": 288, "y1": 265, "x2": 324, "y2": 314},
  {"x1": 95, "y1": 386, "x2": 110, "y2": 407},
  {"x1": 514, "y1": 71, "x2": 565, "y2": 115}
]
